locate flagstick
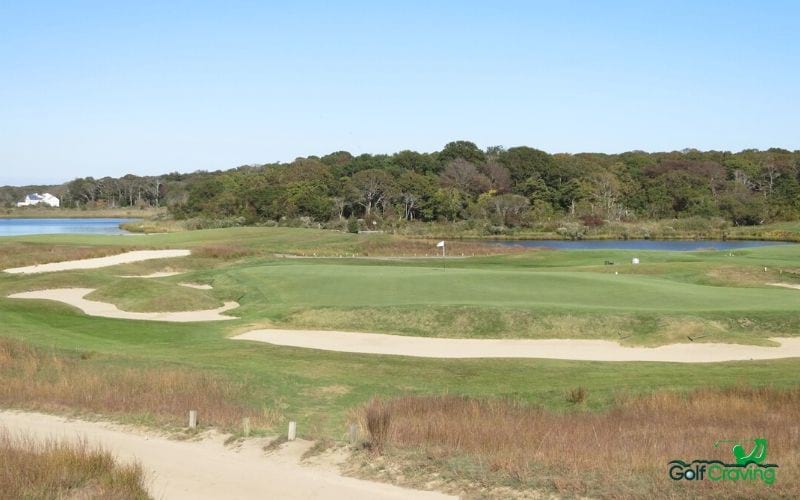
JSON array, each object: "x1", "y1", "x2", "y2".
[{"x1": 442, "y1": 242, "x2": 446, "y2": 271}]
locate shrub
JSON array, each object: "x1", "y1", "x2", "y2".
[{"x1": 566, "y1": 386, "x2": 587, "y2": 404}]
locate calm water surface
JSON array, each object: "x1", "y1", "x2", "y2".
[
  {"x1": 0, "y1": 218, "x2": 134, "y2": 236},
  {"x1": 490, "y1": 239, "x2": 791, "y2": 251}
]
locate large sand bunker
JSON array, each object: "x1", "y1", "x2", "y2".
[
  {"x1": 233, "y1": 329, "x2": 800, "y2": 363},
  {"x1": 9, "y1": 288, "x2": 238, "y2": 322},
  {"x1": 4, "y1": 249, "x2": 191, "y2": 274}
]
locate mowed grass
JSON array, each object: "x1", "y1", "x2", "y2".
[{"x1": 1, "y1": 227, "x2": 800, "y2": 432}]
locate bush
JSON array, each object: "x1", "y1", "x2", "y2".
[
  {"x1": 347, "y1": 218, "x2": 360, "y2": 234},
  {"x1": 365, "y1": 398, "x2": 391, "y2": 453},
  {"x1": 566, "y1": 386, "x2": 587, "y2": 404}
]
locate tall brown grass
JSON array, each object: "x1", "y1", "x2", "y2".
[
  {"x1": 192, "y1": 244, "x2": 257, "y2": 259},
  {"x1": 0, "y1": 429, "x2": 149, "y2": 499},
  {"x1": 359, "y1": 388, "x2": 800, "y2": 499},
  {"x1": 0, "y1": 338, "x2": 277, "y2": 431}
]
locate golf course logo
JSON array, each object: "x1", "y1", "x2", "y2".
[{"x1": 668, "y1": 438, "x2": 778, "y2": 485}]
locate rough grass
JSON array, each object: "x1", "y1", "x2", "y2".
[
  {"x1": 0, "y1": 338, "x2": 277, "y2": 431},
  {"x1": 0, "y1": 429, "x2": 150, "y2": 499},
  {"x1": 86, "y1": 280, "x2": 223, "y2": 312},
  {"x1": 354, "y1": 388, "x2": 800, "y2": 499},
  {"x1": 280, "y1": 306, "x2": 789, "y2": 346}
]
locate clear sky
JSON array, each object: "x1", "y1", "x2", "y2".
[{"x1": 1, "y1": 1, "x2": 798, "y2": 185}]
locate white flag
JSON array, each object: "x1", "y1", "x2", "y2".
[{"x1": 436, "y1": 241, "x2": 445, "y2": 248}]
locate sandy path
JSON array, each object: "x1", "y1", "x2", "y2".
[
  {"x1": 0, "y1": 410, "x2": 450, "y2": 500},
  {"x1": 233, "y1": 329, "x2": 800, "y2": 363},
  {"x1": 4, "y1": 249, "x2": 191, "y2": 274},
  {"x1": 9, "y1": 288, "x2": 238, "y2": 322}
]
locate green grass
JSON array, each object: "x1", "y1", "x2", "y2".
[{"x1": 1, "y1": 226, "x2": 800, "y2": 439}]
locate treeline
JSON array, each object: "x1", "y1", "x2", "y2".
[
  {"x1": 6, "y1": 141, "x2": 800, "y2": 229},
  {"x1": 173, "y1": 141, "x2": 800, "y2": 228}
]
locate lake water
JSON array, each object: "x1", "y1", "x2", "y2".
[
  {"x1": 490, "y1": 239, "x2": 791, "y2": 251},
  {"x1": 0, "y1": 218, "x2": 134, "y2": 236}
]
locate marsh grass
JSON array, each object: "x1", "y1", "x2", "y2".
[
  {"x1": 358, "y1": 388, "x2": 800, "y2": 499},
  {"x1": 0, "y1": 338, "x2": 277, "y2": 431},
  {"x1": 0, "y1": 429, "x2": 150, "y2": 499}
]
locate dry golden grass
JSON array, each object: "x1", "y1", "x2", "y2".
[
  {"x1": 0, "y1": 429, "x2": 150, "y2": 499},
  {"x1": 0, "y1": 338, "x2": 277, "y2": 431},
  {"x1": 357, "y1": 388, "x2": 800, "y2": 499},
  {"x1": 192, "y1": 244, "x2": 257, "y2": 260}
]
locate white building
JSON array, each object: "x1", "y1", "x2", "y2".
[{"x1": 16, "y1": 192, "x2": 60, "y2": 208}]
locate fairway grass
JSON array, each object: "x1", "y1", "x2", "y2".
[{"x1": 0, "y1": 227, "x2": 799, "y2": 483}]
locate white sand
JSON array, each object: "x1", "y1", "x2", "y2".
[
  {"x1": 233, "y1": 329, "x2": 800, "y2": 363},
  {"x1": 4, "y1": 249, "x2": 191, "y2": 274},
  {"x1": 768, "y1": 282, "x2": 800, "y2": 290},
  {"x1": 179, "y1": 282, "x2": 214, "y2": 290},
  {"x1": 9, "y1": 288, "x2": 238, "y2": 322},
  {"x1": 119, "y1": 271, "x2": 185, "y2": 278},
  {"x1": 0, "y1": 410, "x2": 450, "y2": 500}
]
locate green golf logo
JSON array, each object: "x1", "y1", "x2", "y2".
[
  {"x1": 668, "y1": 438, "x2": 778, "y2": 485},
  {"x1": 733, "y1": 438, "x2": 767, "y2": 465}
]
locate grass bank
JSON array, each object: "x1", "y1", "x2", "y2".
[
  {"x1": 0, "y1": 338, "x2": 276, "y2": 432},
  {"x1": 352, "y1": 388, "x2": 798, "y2": 499}
]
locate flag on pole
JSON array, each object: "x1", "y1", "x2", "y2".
[{"x1": 436, "y1": 241, "x2": 445, "y2": 248}]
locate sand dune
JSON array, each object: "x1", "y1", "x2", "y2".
[
  {"x1": 9, "y1": 288, "x2": 238, "y2": 322},
  {"x1": 4, "y1": 249, "x2": 191, "y2": 274},
  {"x1": 233, "y1": 329, "x2": 800, "y2": 363}
]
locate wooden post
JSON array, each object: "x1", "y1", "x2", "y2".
[
  {"x1": 287, "y1": 421, "x2": 297, "y2": 441},
  {"x1": 348, "y1": 423, "x2": 358, "y2": 445},
  {"x1": 242, "y1": 417, "x2": 251, "y2": 437},
  {"x1": 188, "y1": 410, "x2": 197, "y2": 429}
]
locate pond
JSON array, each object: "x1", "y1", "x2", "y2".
[
  {"x1": 0, "y1": 218, "x2": 135, "y2": 237},
  {"x1": 489, "y1": 239, "x2": 791, "y2": 251}
]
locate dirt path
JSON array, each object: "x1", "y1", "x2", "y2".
[
  {"x1": 0, "y1": 410, "x2": 451, "y2": 500},
  {"x1": 233, "y1": 329, "x2": 800, "y2": 363},
  {"x1": 4, "y1": 249, "x2": 191, "y2": 274},
  {"x1": 9, "y1": 288, "x2": 238, "y2": 322}
]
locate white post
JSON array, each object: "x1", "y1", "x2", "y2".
[
  {"x1": 242, "y1": 417, "x2": 251, "y2": 437},
  {"x1": 348, "y1": 423, "x2": 358, "y2": 445},
  {"x1": 188, "y1": 410, "x2": 197, "y2": 429},
  {"x1": 287, "y1": 421, "x2": 297, "y2": 441}
]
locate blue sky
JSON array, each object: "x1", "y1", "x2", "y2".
[{"x1": 1, "y1": 1, "x2": 798, "y2": 185}]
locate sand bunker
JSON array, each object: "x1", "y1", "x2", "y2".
[
  {"x1": 119, "y1": 271, "x2": 185, "y2": 278},
  {"x1": 233, "y1": 329, "x2": 800, "y2": 363},
  {"x1": 179, "y1": 282, "x2": 213, "y2": 290},
  {"x1": 4, "y1": 249, "x2": 191, "y2": 274},
  {"x1": 9, "y1": 288, "x2": 238, "y2": 322},
  {"x1": 768, "y1": 282, "x2": 800, "y2": 290}
]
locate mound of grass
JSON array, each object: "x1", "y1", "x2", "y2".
[
  {"x1": 0, "y1": 338, "x2": 277, "y2": 431},
  {"x1": 86, "y1": 280, "x2": 224, "y2": 312},
  {"x1": 353, "y1": 387, "x2": 799, "y2": 499},
  {"x1": 0, "y1": 430, "x2": 149, "y2": 499}
]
